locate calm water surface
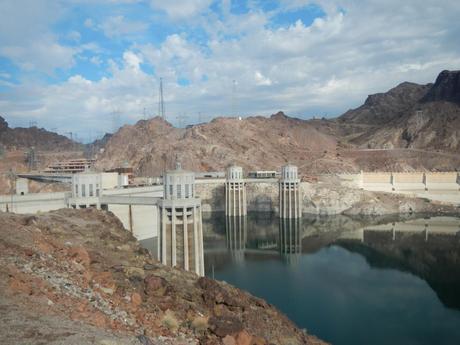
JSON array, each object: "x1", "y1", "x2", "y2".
[{"x1": 202, "y1": 212, "x2": 460, "y2": 345}]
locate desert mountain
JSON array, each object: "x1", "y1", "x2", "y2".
[
  {"x1": 0, "y1": 116, "x2": 79, "y2": 151},
  {"x1": 339, "y1": 82, "x2": 432, "y2": 125},
  {"x1": 96, "y1": 70, "x2": 460, "y2": 175},
  {"x1": 96, "y1": 112, "x2": 344, "y2": 176},
  {"x1": 338, "y1": 70, "x2": 460, "y2": 151}
]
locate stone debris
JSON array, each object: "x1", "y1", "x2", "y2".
[{"x1": 0, "y1": 208, "x2": 328, "y2": 345}]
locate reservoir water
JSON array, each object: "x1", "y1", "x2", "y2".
[{"x1": 202, "y1": 212, "x2": 460, "y2": 345}]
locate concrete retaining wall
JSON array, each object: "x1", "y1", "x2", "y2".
[
  {"x1": 107, "y1": 204, "x2": 158, "y2": 240},
  {"x1": 362, "y1": 173, "x2": 392, "y2": 184},
  {"x1": 0, "y1": 192, "x2": 68, "y2": 213},
  {"x1": 425, "y1": 172, "x2": 458, "y2": 184},
  {"x1": 392, "y1": 173, "x2": 424, "y2": 184}
]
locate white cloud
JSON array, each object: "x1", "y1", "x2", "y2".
[
  {"x1": 67, "y1": 30, "x2": 82, "y2": 42},
  {"x1": 0, "y1": 35, "x2": 77, "y2": 73},
  {"x1": 149, "y1": 0, "x2": 212, "y2": 19},
  {"x1": 90, "y1": 56, "x2": 103, "y2": 65},
  {"x1": 98, "y1": 15, "x2": 149, "y2": 38},
  {"x1": 0, "y1": 0, "x2": 77, "y2": 74},
  {"x1": 123, "y1": 51, "x2": 143, "y2": 71},
  {"x1": 2, "y1": 0, "x2": 460, "y2": 134},
  {"x1": 84, "y1": 18, "x2": 95, "y2": 28},
  {"x1": 254, "y1": 71, "x2": 272, "y2": 86}
]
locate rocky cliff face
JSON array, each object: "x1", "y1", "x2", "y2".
[
  {"x1": 93, "y1": 71, "x2": 460, "y2": 176},
  {"x1": 338, "y1": 70, "x2": 460, "y2": 152},
  {"x1": 0, "y1": 116, "x2": 79, "y2": 151},
  {"x1": 421, "y1": 70, "x2": 460, "y2": 104},
  {"x1": 95, "y1": 112, "x2": 339, "y2": 176},
  {"x1": 0, "y1": 208, "x2": 326, "y2": 345},
  {"x1": 339, "y1": 82, "x2": 431, "y2": 125}
]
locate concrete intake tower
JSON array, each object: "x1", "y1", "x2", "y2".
[
  {"x1": 158, "y1": 163, "x2": 204, "y2": 276},
  {"x1": 225, "y1": 165, "x2": 247, "y2": 216},
  {"x1": 279, "y1": 164, "x2": 302, "y2": 218}
]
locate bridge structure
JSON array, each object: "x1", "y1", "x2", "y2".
[{"x1": 17, "y1": 173, "x2": 73, "y2": 184}]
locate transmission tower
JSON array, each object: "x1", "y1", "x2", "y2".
[
  {"x1": 158, "y1": 77, "x2": 165, "y2": 120},
  {"x1": 111, "y1": 108, "x2": 121, "y2": 133},
  {"x1": 26, "y1": 147, "x2": 38, "y2": 171},
  {"x1": 231, "y1": 79, "x2": 237, "y2": 116},
  {"x1": 176, "y1": 113, "x2": 187, "y2": 128}
]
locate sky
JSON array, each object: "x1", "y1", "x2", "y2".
[{"x1": 0, "y1": 0, "x2": 459, "y2": 142}]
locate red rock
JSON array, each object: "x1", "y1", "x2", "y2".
[
  {"x1": 92, "y1": 311, "x2": 107, "y2": 327},
  {"x1": 36, "y1": 239, "x2": 53, "y2": 254},
  {"x1": 236, "y1": 330, "x2": 253, "y2": 345},
  {"x1": 223, "y1": 335, "x2": 236, "y2": 345},
  {"x1": 92, "y1": 271, "x2": 116, "y2": 290},
  {"x1": 132, "y1": 292, "x2": 142, "y2": 307},
  {"x1": 209, "y1": 315, "x2": 243, "y2": 337},
  {"x1": 251, "y1": 337, "x2": 267, "y2": 345},
  {"x1": 24, "y1": 248, "x2": 34, "y2": 256},
  {"x1": 68, "y1": 246, "x2": 91, "y2": 267},
  {"x1": 144, "y1": 274, "x2": 168, "y2": 296},
  {"x1": 8, "y1": 276, "x2": 33, "y2": 295}
]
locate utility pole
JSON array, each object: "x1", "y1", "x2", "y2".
[{"x1": 158, "y1": 77, "x2": 165, "y2": 120}]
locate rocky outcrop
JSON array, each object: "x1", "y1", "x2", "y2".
[
  {"x1": 339, "y1": 82, "x2": 431, "y2": 125},
  {"x1": 0, "y1": 115, "x2": 79, "y2": 151},
  {"x1": 0, "y1": 208, "x2": 326, "y2": 345},
  {"x1": 95, "y1": 114, "x2": 339, "y2": 176},
  {"x1": 338, "y1": 70, "x2": 460, "y2": 153},
  {"x1": 421, "y1": 70, "x2": 460, "y2": 104}
]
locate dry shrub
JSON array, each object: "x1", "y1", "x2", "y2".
[
  {"x1": 191, "y1": 316, "x2": 209, "y2": 333},
  {"x1": 162, "y1": 309, "x2": 179, "y2": 332}
]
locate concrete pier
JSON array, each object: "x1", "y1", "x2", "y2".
[
  {"x1": 226, "y1": 216, "x2": 247, "y2": 263},
  {"x1": 158, "y1": 163, "x2": 204, "y2": 276},
  {"x1": 279, "y1": 164, "x2": 302, "y2": 218},
  {"x1": 225, "y1": 165, "x2": 247, "y2": 216}
]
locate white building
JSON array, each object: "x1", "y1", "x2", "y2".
[
  {"x1": 158, "y1": 163, "x2": 204, "y2": 276},
  {"x1": 69, "y1": 172, "x2": 119, "y2": 208}
]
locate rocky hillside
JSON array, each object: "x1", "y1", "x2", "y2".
[
  {"x1": 339, "y1": 70, "x2": 460, "y2": 151},
  {"x1": 96, "y1": 112, "x2": 342, "y2": 176},
  {"x1": 95, "y1": 70, "x2": 460, "y2": 175},
  {"x1": 339, "y1": 82, "x2": 432, "y2": 125},
  {"x1": 0, "y1": 116, "x2": 80, "y2": 151},
  {"x1": 0, "y1": 208, "x2": 326, "y2": 345}
]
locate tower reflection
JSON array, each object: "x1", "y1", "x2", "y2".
[
  {"x1": 226, "y1": 216, "x2": 247, "y2": 264},
  {"x1": 279, "y1": 217, "x2": 302, "y2": 264}
]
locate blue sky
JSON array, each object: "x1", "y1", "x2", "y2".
[{"x1": 0, "y1": 0, "x2": 459, "y2": 142}]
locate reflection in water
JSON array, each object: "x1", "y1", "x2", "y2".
[
  {"x1": 226, "y1": 216, "x2": 247, "y2": 263},
  {"x1": 279, "y1": 218, "x2": 301, "y2": 264},
  {"x1": 202, "y1": 212, "x2": 460, "y2": 345}
]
